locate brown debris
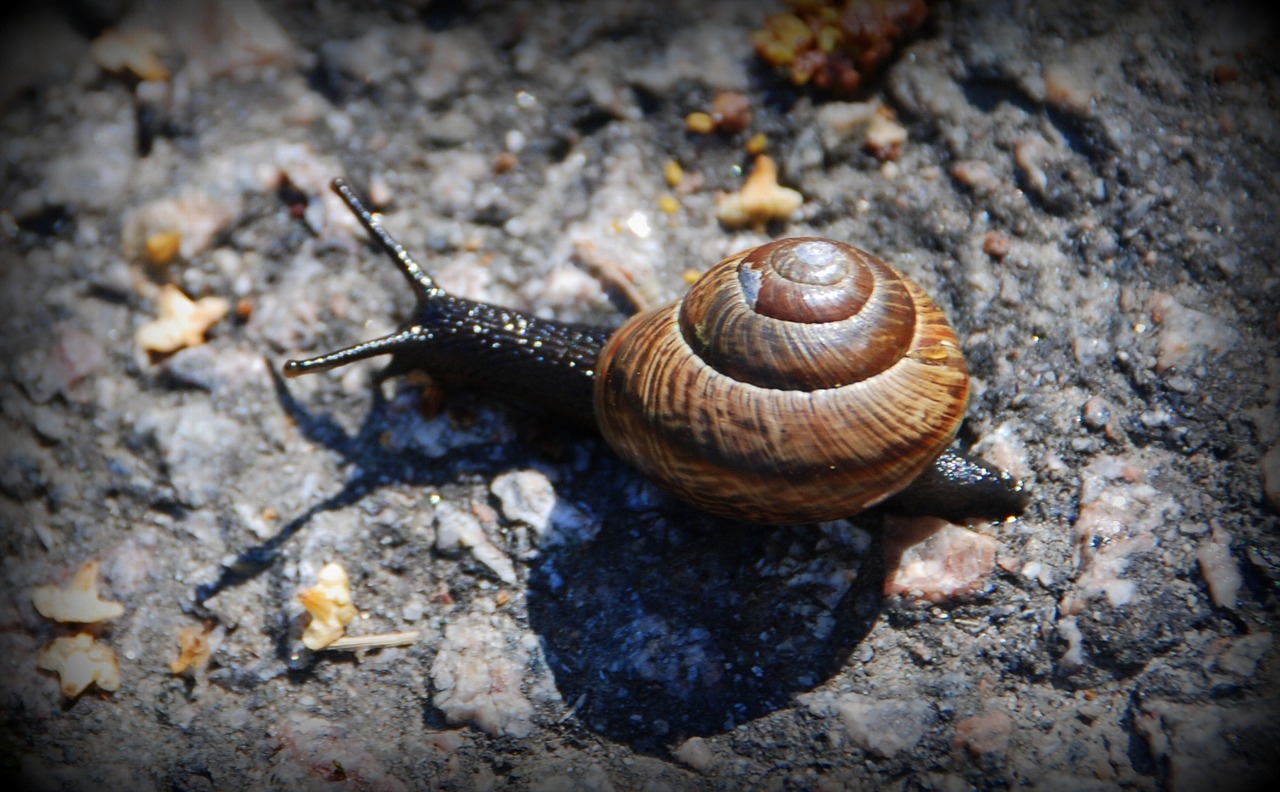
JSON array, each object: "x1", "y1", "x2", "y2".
[
  {"x1": 492, "y1": 151, "x2": 519, "y2": 175},
  {"x1": 170, "y1": 623, "x2": 216, "y2": 675},
  {"x1": 953, "y1": 711, "x2": 1013, "y2": 759},
  {"x1": 751, "y1": 0, "x2": 928, "y2": 96},
  {"x1": 709, "y1": 91, "x2": 753, "y2": 134},
  {"x1": 983, "y1": 232, "x2": 1012, "y2": 260}
]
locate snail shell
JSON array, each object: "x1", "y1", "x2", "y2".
[{"x1": 594, "y1": 238, "x2": 969, "y2": 524}]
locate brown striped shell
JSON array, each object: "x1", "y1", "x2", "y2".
[{"x1": 593, "y1": 238, "x2": 970, "y2": 524}]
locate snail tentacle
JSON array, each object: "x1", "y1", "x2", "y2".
[
  {"x1": 283, "y1": 328, "x2": 423, "y2": 378},
  {"x1": 331, "y1": 177, "x2": 442, "y2": 301},
  {"x1": 284, "y1": 180, "x2": 611, "y2": 416}
]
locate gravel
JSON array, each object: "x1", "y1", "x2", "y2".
[{"x1": 2, "y1": 0, "x2": 1277, "y2": 789}]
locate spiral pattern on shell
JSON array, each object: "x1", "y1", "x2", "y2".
[{"x1": 593, "y1": 238, "x2": 970, "y2": 524}]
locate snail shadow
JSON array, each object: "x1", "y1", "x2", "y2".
[
  {"x1": 190, "y1": 363, "x2": 504, "y2": 609},
  {"x1": 198, "y1": 364, "x2": 885, "y2": 757},
  {"x1": 526, "y1": 507, "x2": 885, "y2": 756}
]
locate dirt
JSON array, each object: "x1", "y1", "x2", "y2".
[{"x1": 1, "y1": 0, "x2": 1278, "y2": 790}]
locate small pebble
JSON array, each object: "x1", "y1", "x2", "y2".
[
  {"x1": 434, "y1": 502, "x2": 516, "y2": 584},
  {"x1": 953, "y1": 711, "x2": 1013, "y2": 758},
  {"x1": 1081, "y1": 396, "x2": 1113, "y2": 430},
  {"x1": 709, "y1": 91, "x2": 751, "y2": 133},
  {"x1": 883, "y1": 518, "x2": 998, "y2": 603},
  {"x1": 835, "y1": 694, "x2": 931, "y2": 758},
  {"x1": 865, "y1": 109, "x2": 908, "y2": 160},
  {"x1": 431, "y1": 613, "x2": 535, "y2": 738},
  {"x1": 673, "y1": 736, "x2": 717, "y2": 772},
  {"x1": 1147, "y1": 292, "x2": 1240, "y2": 372},
  {"x1": 951, "y1": 159, "x2": 1002, "y2": 194},
  {"x1": 1197, "y1": 526, "x2": 1242, "y2": 609},
  {"x1": 1260, "y1": 444, "x2": 1280, "y2": 510},
  {"x1": 1213, "y1": 632, "x2": 1273, "y2": 677},
  {"x1": 490, "y1": 470, "x2": 557, "y2": 533}
]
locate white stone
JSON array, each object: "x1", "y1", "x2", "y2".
[
  {"x1": 491, "y1": 469, "x2": 557, "y2": 535},
  {"x1": 430, "y1": 613, "x2": 535, "y2": 738}
]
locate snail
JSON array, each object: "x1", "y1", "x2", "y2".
[{"x1": 283, "y1": 179, "x2": 1028, "y2": 524}]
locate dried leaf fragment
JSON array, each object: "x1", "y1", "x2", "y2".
[
  {"x1": 135, "y1": 284, "x2": 230, "y2": 355},
  {"x1": 37, "y1": 633, "x2": 121, "y2": 698},
  {"x1": 31, "y1": 560, "x2": 125, "y2": 624},
  {"x1": 299, "y1": 562, "x2": 357, "y2": 650},
  {"x1": 170, "y1": 623, "x2": 216, "y2": 674},
  {"x1": 90, "y1": 27, "x2": 169, "y2": 82},
  {"x1": 716, "y1": 154, "x2": 803, "y2": 230}
]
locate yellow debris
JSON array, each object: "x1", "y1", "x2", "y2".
[
  {"x1": 685, "y1": 112, "x2": 715, "y2": 134},
  {"x1": 144, "y1": 231, "x2": 182, "y2": 266},
  {"x1": 663, "y1": 160, "x2": 684, "y2": 188},
  {"x1": 298, "y1": 562, "x2": 357, "y2": 650}
]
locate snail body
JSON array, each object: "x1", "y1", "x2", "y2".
[{"x1": 284, "y1": 179, "x2": 1027, "y2": 524}]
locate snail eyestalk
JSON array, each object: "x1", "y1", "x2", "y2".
[
  {"x1": 282, "y1": 329, "x2": 423, "y2": 378},
  {"x1": 282, "y1": 179, "x2": 457, "y2": 380},
  {"x1": 281, "y1": 178, "x2": 609, "y2": 412},
  {"x1": 330, "y1": 177, "x2": 442, "y2": 302}
]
